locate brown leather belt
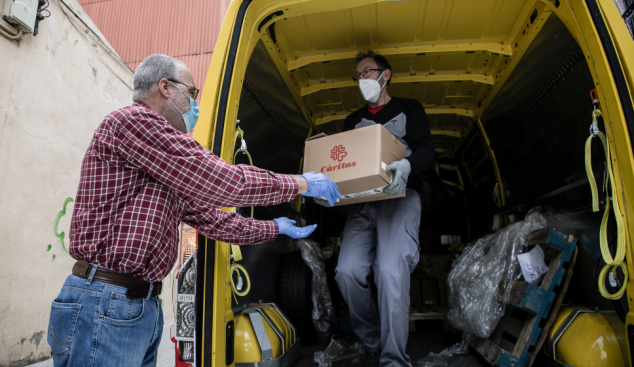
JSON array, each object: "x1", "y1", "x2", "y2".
[{"x1": 72, "y1": 261, "x2": 162, "y2": 299}]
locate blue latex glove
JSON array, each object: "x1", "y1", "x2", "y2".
[
  {"x1": 274, "y1": 218, "x2": 317, "y2": 239},
  {"x1": 300, "y1": 172, "x2": 341, "y2": 207},
  {"x1": 383, "y1": 159, "x2": 411, "y2": 195}
]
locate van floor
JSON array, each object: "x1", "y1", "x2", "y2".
[{"x1": 294, "y1": 320, "x2": 489, "y2": 367}]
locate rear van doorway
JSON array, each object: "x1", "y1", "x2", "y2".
[{"x1": 185, "y1": 1, "x2": 634, "y2": 366}]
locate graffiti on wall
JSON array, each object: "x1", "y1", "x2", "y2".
[{"x1": 46, "y1": 197, "x2": 74, "y2": 260}]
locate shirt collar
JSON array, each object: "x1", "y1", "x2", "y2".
[{"x1": 133, "y1": 101, "x2": 151, "y2": 110}]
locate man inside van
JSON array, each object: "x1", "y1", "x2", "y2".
[
  {"x1": 319, "y1": 50, "x2": 435, "y2": 367},
  {"x1": 46, "y1": 54, "x2": 340, "y2": 367}
]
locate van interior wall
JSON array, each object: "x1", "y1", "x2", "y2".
[
  {"x1": 480, "y1": 16, "x2": 595, "y2": 204},
  {"x1": 473, "y1": 15, "x2": 625, "y2": 311}
]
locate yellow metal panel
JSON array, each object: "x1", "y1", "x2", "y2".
[
  {"x1": 427, "y1": 108, "x2": 474, "y2": 117},
  {"x1": 431, "y1": 129, "x2": 461, "y2": 138},
  {"x1": 314, "y1": 107, "x2": 473, "y2": 126},
  {"x1": 233, "y1": 311, "x2": 283, "y2": 362},
  {"x1": 234, "y1": 313, "x2": 263, "y2": 362},
  {"x1": 260, "y1": 30, "x2": 316, "y2": 128},
  {"x1": 302, "y1": 74, "x2": 494, "y2": 96},
  {"x1": 314, "y1": 114, "x2": 348, "y2": 126},
  {"x1": 547, "y1": 307, "x2": 625, "y2": 367},
  {"x1": 476, "y1": 118, "x2": 504, "y2": 207},
  {"x1": 476, "y1": 2, "x2": 553, "y2": 119},
  {"x1": 287, "y1": 43, "x2": 513, "y2": 71}
]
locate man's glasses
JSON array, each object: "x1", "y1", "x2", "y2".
[
  {"x1": 168, "y1": 79, "x2": 199, "y2": 100},
  {"x1": 352, "y1": 68, "x2": 385, "y2": 82}
]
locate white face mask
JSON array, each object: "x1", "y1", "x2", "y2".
[{"x1": 358, "y1": 70, "x2": 386, "y2": 103}]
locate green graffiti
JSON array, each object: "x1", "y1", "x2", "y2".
[
  {"x1": 47, "y1": 197, "x2": 74, "y2": 260},
  {"x1": 54, "y1": 197, "x2": 74, "y2": 253}
]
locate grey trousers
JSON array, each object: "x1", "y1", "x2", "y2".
[{"x1": 335, "y1": 189, "x2": 421, "y2": 367}]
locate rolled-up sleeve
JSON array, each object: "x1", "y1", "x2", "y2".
[{"x1": 180, "y1": 198, "x2": 278, "y2": 245}]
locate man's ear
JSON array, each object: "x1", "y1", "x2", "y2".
[
  {"x1": 383, "y1": 69, "x2": 392, "y2": 84},
  {"x1": 157, "y1": 78, "x2": 171, "y2": 99}
]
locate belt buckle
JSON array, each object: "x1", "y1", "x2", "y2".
[{"x1": 73, "y1": 261, "x2": 91, "y2": 278}]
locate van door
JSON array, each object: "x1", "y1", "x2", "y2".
[{"x1": 193, "y1": 1, "x2": 255, "y2": 366}]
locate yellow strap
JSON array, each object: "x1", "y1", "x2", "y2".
[
  {"x1": 231, "y1": 244, "x2": 242, "y2": 262},
  {"x1": 230, "y1": 262, "x2": 251, "y2": 298},
  {"x1": 233, "y1": 127, "x2": 254, "y2": 219},
  {"x1": 234, "y1": 149, "x2": 254, "y2": 166},
  {"x1": 585, "y1": 109, "x2": 628, "y2": 300},
  {"x1": 228, "y1": 127, "x2": 251, "y2": 299}
]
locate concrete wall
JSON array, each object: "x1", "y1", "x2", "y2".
[{"x1": 0, "y1": 0, "x2": 175, "y2": 365}]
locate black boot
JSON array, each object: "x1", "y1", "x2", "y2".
[{"x1": 363, "y1": 348, "x2": 380, "y2": 367}]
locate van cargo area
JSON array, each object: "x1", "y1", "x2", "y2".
[{"x1": 185, "y1": 1, "x2": 634, "y2": 366}]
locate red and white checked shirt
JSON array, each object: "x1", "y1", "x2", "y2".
[{"x1": 69, "y1": 102, "x2": 298, "y2": 282}]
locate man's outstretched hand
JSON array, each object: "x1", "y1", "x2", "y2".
[
  {"x1": 274, "y1": 218, "x2": 317, "y2": 239},
  {"x1": 300, "y1": 172, "x2": 341, "y2": 206}
]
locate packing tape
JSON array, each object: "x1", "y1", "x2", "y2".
[
  {"x1": 318, "y1": 162, "x2": 393, "y2": 202},
  {"x1": 341, "y1": 185, "x2": 389, "y2": 199}
]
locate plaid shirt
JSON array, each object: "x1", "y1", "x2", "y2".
[{"x1": 69, "y1": 102, "x2": 298, "y2": 282}]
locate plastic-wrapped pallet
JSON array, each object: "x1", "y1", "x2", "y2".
[
  {"x1": 296, "y1": 239, "x2": 336, "y2": 336},
  {"x1": 447, "y1": 208, "x2": 547, "y2": 338}
]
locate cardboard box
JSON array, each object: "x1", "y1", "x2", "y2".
[{"x1": 303, "y1": 124, "x2": 407, "y2": 206}]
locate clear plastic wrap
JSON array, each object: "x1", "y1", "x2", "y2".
[
  {"x1": 417, "y1": 333, "x2": 472, "y2": 367},
  {"x1": 313, "y1": 336, "x2": 365, "y2": 367},
  {"x1": 447, "y1": 208, "x2": 547, "y2": 338},
  {"x1": 296, "y1": 239, "x2": 336, "y2": 335}
]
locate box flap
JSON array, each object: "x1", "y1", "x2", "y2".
[{"x1": 306, "y1": 133, "x2": 328, "y2": 142}]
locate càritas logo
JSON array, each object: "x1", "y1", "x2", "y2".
[
  {"x1": 322, "y1": 145, "x2": 356, "y2": 173},
  {"x1": 330, "y1": 145, "x2": 347, "y2": 162}
]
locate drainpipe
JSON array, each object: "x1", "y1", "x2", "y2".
[{"x1": 0, "y1": 21, "x2": 23, "y2": 40}]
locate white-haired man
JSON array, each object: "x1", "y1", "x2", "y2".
[{"x1": 46, "y1": 54, "x2": 340, "y2": 367}]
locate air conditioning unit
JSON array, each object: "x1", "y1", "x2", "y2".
[{"x1": 3, "y1": 0, "x2": 38, "y2": 33}]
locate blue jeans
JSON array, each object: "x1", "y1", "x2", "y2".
[{"x1": 47, "y1": 271, "x2": 164, "y2": 367}]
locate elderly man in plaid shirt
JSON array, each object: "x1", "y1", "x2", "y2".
[{"x1": 46, "y1": 54, "x2": 340, "y2": 367}]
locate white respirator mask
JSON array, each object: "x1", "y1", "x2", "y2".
[{"x1": 358, "y1": 70, "x2": 387, "y2": 103}]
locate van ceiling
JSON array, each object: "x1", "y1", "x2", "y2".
[{"x1": 258, "y1": 0, "x2": 556, "y2": 157}]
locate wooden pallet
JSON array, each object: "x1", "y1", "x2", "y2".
[{"x1": 469, "y1": 228, "x2": 578, "y2": 367}]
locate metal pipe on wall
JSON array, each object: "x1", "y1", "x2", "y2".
[{"x1": 0, "y1": 21, "x2": 23, "y2": 40}]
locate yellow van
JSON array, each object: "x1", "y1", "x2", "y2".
[{"x1": 174, "y1": 0, "x2": 634, "y2": 366}]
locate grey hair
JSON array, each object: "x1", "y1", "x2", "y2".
[{"x1": 133, "y1": 54, "x2": 185, "y2": 102}]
